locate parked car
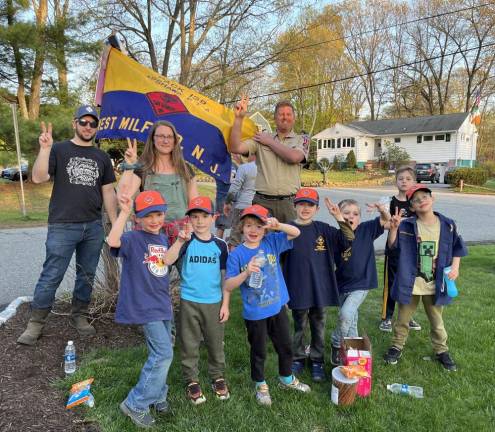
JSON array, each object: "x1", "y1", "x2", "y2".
[
  {"x1": 415, "y1": 163, "x2": 440, "y2": 183},
  {"x1": 1, "y1": 164, "x2": 28, "y2": 181}
]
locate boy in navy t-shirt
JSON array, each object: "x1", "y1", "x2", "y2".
[
  {"x1": 225, "y1": 204, "x2": 311, "y2": 406},
  {"x1": 330, "y1": 199, "x2": 390, "y2": 365},
  {"x1": 107, "y1": 190, "x2": 190, "y2": 429},
  {"x1": 176, "y1": 196, "x2": 231, "y2": 405},
  {"x1": 283, "y1": 188, "x2": 354, "y2": 382}
]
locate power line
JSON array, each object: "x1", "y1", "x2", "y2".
[
  {"x1": 195, "y1": 1, "x2": 495, "y2": 93},
  {"x1": 224, "y1": 41, "x2": 495, "y2": 103}
]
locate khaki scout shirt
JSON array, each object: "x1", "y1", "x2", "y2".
[{"x1": 244, "y1": 131, "x2": 309, "y2": 196}]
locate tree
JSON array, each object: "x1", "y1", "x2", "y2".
[
  {"x1": 346, "y1": 149, "x2": 357, "y2": 168},
  {"x1": 317, "y1": 157, "x2": 331, "y2": 184},
  {"x1": 381, "y1": 141, "x2": 410, "y2": 168}
]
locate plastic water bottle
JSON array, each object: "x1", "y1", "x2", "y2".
[
  {"x1": 248, "y1": 249, "x2": 266, "y2": 289},
  {"x1": 64, "y1": 341, "x2": 76, "y2": 375},
  {"x1": 443, "y1": 266, "x2": 458, "y2": 297},
  {"x1": 387, "y1": 383, "x2": 423, "y2": 398}
]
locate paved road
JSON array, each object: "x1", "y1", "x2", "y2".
[{"x1": 1, "y1": 184, "x2": 494, "y2": 308}]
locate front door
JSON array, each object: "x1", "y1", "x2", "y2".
[{"x1": 374, "y1": 139, "x2": 382, "y2": 157}]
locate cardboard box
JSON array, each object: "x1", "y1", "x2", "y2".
[{"x1": 340, "y1": 335, "x2": 372, "y2": 397}]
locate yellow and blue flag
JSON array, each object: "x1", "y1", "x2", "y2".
[{"x1": 96, "y1": 47, "x2": 257, "y2": 183}]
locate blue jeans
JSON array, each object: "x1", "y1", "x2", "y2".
[
  {"x1": 32, "y1": 220, "x2": 104, "y2": 309},
  {"x1": 125, "y1": 320, "x2": 174, "y2": 412},
  {"x1": 331, "y1": 290, "x2": 368, "y2": 348}
]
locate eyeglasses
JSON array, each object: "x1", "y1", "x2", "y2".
[
  {"x1": 410, "y1": 194, "x2": 431, "y2": 205},
  {"x1": 154, "y1": 134, "x2": 175, "y2": 141},
  {"x1": 78, "y1": 119, "x2": 98, "y2": 128}
]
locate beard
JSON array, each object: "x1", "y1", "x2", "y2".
[{"x1": 75, "y1": 127, "x2": 96, "y2": 143}]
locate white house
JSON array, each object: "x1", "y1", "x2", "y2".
[{"x1": 313, "y1": 112, "x2": 478, "y2": 168}]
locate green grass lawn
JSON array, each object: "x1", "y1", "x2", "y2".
[
  {"x1": 60, "y1": 245, "x2": 495, "y2": 432},
  {"x1": 301, "y1": 169, "x2": 393, "y2": 186}
]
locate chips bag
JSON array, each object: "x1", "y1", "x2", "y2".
[{"x1": 66, "y1": 378, "x2": 95, "y2": 409}]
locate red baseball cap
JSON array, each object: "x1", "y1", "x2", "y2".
[
  {"x1": 406, "y1": 184, "x2": 432, "y2": 202},
  {"x1": 240, "y1": 204, "x2": 269, "y2": 222},
  {"x1": 294, "y1": 187, "x2": 319, "y2": 205},
  {"x1": 186, "y1": 196, "x2": 214, "y2": 215},
  {"x1": 134, "y1": 190, "x2": 167, "y2": 217}
]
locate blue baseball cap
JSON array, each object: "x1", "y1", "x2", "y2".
[{"x1": 74, "y1": 105, "x2": 99, "y2": 121}]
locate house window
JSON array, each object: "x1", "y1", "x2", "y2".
[
  {"x1": 318, "y1": 140, "x2": 322, "y2": 150},
  {"x1": 337, "y1": 138, "x2": 341, "y2": 148},
  {"x1": 365, "y1": 141, "x2": 368, "y2": 146},
  {"x1": 417, "y1": 135, "x2": 422, "y2": 143},
  {"x1": 435, "y1": 134, "x2": 445, "y2": 141},
  {"x1": 331, "y1": 139, "x2": 335, "y2": 149},
  {"x1": 394, "y1": 137, "x2": 401, "y2": 143},
  {"x1": 424, "y1": 135, "x2": 433, "y2": 142},
  {"x1": 351, "y1": 137, "x2": 355, "y2": 147},
  {"x1": 446, "y1": 133, "x2": 451, "y2": 142}
]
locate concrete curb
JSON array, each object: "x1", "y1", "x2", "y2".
[{"x1": 0, "y1": 296, "x2": 32, "y2": 327}]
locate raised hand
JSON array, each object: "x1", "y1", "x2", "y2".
[
  {"x1": 39, "y1": 122, "x2": 53, "y2": 150},
  {"x1": 389, "y1": 206, "x2": 403, "y2": 230},
  {"x1": 178, "y1": 221, "x2": 193, "y2": 242},
  {"x1": 118, "y1": 193, "x2": 133, "y2": 214},
  {"x1": 125, "y1": 138, "x2": 138, "y2": 164},
  {"x1": 325, "y1": 197, "x2": 343, "y2": 220},
  {"x1": 264, "y1": 217, "x2": 280, "y2": 231},
  {"x1": 234, "y1": 95, "x2": 249, "y2": 119}
]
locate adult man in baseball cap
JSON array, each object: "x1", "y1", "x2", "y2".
[{"x1": 17, "y1": 105, "x2": 117, "y2": 345}]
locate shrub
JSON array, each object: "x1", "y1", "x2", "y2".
[
  {"x1": 480, "y1": 161, "x2": 495, "y2": 177},
  {"x1": 346, "y1": 150, "x2": 357, "y2": 168},
  {"x1": 448, "y1": 167, "x2": 489, "y2": 186}
]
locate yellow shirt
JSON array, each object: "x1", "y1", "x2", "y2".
[
  {"x1": 412, "y1": 217, "x2": 440, "y2": 295},
  {"x1": 244, "y1": 131, "x2": 309, "y2": 196}
]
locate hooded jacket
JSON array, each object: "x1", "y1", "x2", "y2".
[{"x1": 389, "y1": 212, "x2": 468, "y2": 306}]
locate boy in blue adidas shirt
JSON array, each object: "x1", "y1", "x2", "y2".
[
  {"x1": 225, "y1": 204, "x2": 311, "y2": 406},
  {"x1": 107, "y1": 190, "x2": 190, "y2": 429},
  {"x1": 176, "y1": 196, "x2": 231, "y2": 405}
]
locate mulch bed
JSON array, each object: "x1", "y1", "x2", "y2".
[{"x1": 0, "y1": 302, "x2": 143, "y2": 432}]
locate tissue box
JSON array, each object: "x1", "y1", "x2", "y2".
[{"x1": 340, "y1": 336, "x2": 372, "y2": 397}]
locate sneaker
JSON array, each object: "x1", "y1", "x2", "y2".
[
  {"x1": 211, "y1": 378, "x2": 230, "y2": 400},
  {"x1": 379, "y1": 319, "x2": 392, "y2": 332},
  {"x1": 120, "y1": 401, "x2": 156, "y2": 429},
  {"x1": 331, "y1": 346, "x2": 342, "y2": 366},
  {"x1": 151, "y1": 400, "x2": 170, "y2": 414},
  {"x1": 311, "y1": 362, "x2": 326, "y2": 382},
  {"x1": 436, "y1": 351, "x2": 457, "y2": 372},
  {"x1": 186, "y1": 382, "x2": 206, "y2": 405},
  {"x1": 255, "y1": 383, "x2": 272, "y2": 406},
  {"x1": 279, "y1": 376, "x2": 311, "y2": 393},
  {"x1": 291, "y1": 359, "x2": 305, "y2": 375},
  {"x1": 409, "y1": 319, "x2": 422, "y2": 331},
  {"x1": 383, "y1": 347, "x2": 402, "y2": 365}
]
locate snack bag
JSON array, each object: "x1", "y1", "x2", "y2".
[{"x1": 66, "y1": 378, "x2": 95, "y2": 409}]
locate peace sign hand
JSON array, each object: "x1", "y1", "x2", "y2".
[
  {"x1": 39, "y1": 122, "x2": 53, "y2": 150},
  {"x1": 234, "y1": 95, "x2": 249, "y2": 119},
  {"x1": 324, "y1": 197, "x2": 343, "y2": 221},
  {"x1": 125, "y1": 138, "x2": 138, "y2": 164},
  {"x1": 389, "y1": 206, "x2": 403, "y2": 230}
]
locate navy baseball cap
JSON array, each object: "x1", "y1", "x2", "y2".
[{"x1": 74, "y1": 105, "x2": 99, "y2": 121}]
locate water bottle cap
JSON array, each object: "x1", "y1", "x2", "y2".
[{"x1": 68, "y1": 340, "x2": 73, "y2": 345}]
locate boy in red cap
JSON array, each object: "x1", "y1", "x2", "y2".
[
  {"x1": 283, "y1": 188, "x2": 354, "y2": 382},
  {"x1": 384, "y1": 185, "x2": 468, "y2": 371},
  {"x1": 175, "y1": 196, "x2": 231, "y2": 405},
  {"x1": 225, "y1": 204, "x2": 311, "y2": 406},
  {"x1": 107, "y1": 190, "x2": 190, "y2": 428}
]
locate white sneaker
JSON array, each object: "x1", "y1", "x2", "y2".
[
  {"x1": 279, "y1": 376, "x2": 311, "y2": 393},
  {"x1": 255, "y1": 383, "x2": 272, "y2": 406}
]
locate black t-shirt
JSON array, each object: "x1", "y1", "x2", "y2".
[
  {"x1": 389, "y1": 195, "x2": 413, "y2": 218},
  {"x1": 48, "y1": 140, "x2": 116, "y2": 223}
]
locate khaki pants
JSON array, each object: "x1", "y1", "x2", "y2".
[
  {"x1": 178, "y1": 299, "x2": 226, "y2": 383},
  {"x1": 392, "y1": 295, "x2": 448, "y2": 354},
  {"x1": 228, "y1": 208, "x2": 244, "y2": 248},
  {"x1": 252, "y1": 194, "x2": 296, "y2": 223}
]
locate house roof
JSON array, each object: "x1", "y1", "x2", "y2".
[{"x1": 347, "y1": 112, "x2": 469, "y2": 136}]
